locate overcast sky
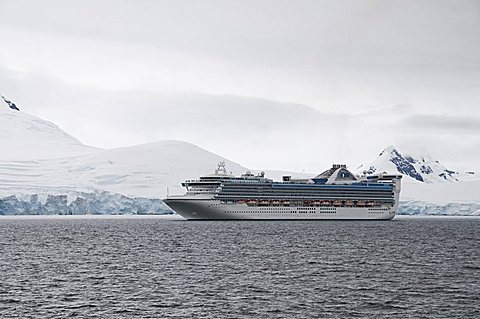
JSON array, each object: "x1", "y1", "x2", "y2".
[{"x1": 1, "y1": 0, "x2": 479, "y2": 172}]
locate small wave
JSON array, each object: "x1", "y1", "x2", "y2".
[{"x1": 463, "y1": 265, "x2": 480, "y2": 270}]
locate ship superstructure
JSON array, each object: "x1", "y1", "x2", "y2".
[{"x1": 164, "y1": 162, "x2": 402, "y2": 220}]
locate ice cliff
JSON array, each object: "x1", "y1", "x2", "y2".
[{"x1": 0, "y1": 192, "x2": 172, "y2": 215}]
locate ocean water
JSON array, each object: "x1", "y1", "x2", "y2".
[{"x1": 0, "y1": 216, "x2": 479, "y2": 318}]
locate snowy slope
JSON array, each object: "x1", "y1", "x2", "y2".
[
  {"x1": 357, "y1": 145, "x2": 475, "y2": 183},
  {"x1": 59, "y1": 140, "x2": 248, "y2": 197},
  {"x1": 0, "y1": 99, "x2": 97, "y2": 160},
  {"x1": 0, "y1": 140, "x2": 248, "y2": 199},
  {"x1": 401, "y1": 178, "x2": 480, "y2": 204}
]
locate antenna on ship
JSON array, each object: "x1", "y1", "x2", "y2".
[{"x1": 166, "y1": 187, "x2": 170, "y2": 197}]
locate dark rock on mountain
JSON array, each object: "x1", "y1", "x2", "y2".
[{"x1": 1, "y1": 95, "x2": 20, "y2": 111}]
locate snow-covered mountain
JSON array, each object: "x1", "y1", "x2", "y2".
[
  {"x1": 0, "y1": 99, "x2": 478, "y2": 215},
  {"x1": 0, "y1": 98, "x2": 253, "y2": 214},
  {"x1": 357, "y1": 145, "x2": 475, "y2": 183},
  {"x1": 356, "y1": 145, "x2": 479, "y2": 215},
  {"x1": 0, "y1": 98, "x2": 247, "y2": 193}
]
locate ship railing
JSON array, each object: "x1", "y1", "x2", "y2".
[{"x1": 225, "y1": 199, "x2": 393, "y2": 208}]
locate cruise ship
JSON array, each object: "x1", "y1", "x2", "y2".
[{"x1": 164, "y1": 162, "x2": 402, "y2": 220}]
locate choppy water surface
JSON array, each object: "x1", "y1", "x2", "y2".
[{"x1": 0, "y1": 216, "x2": 479, "y2": 318}]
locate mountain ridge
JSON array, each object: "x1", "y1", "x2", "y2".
[{"x1": 358, "y1": 145, "x2": 475, "y2": 183}]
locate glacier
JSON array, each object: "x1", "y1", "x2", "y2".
[
  {"x1": 398, "y1": 201, "x2": 480, "y2": 216},
  {"x1": 0, "y1": 191, "x2": 173, "y2": 215}
]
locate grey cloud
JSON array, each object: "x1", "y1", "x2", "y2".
[
  {"x1": 1, "y1": 0, "x2": 479, "y2": 118},
  {"x1": 403, "y1": 114, "x2": 480, "y2": 132},
  {"x1": 1, "y1": 0, "x2": 479, "y2": 70},
  {"x1": 0, "y1": 65, "x2": 338, "y2": 137},
  {"x1": 106, "y1": 92, "x2": 327, "y2": 132}
]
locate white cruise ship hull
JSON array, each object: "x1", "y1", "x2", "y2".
[{"x1": 164, "y1": 199, "x2": 396, "y2": 220}]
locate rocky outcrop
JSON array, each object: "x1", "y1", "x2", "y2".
[{"x1": 1, "y1": 95, "x2": 20, "y2": 111}]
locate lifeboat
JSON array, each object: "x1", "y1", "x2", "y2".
[
  {"x1": 281, "y1": 200, "x2": 290, "y2": 206},
  {"x1": 312, "y1": 201, "x2": 321, "y2": 206},
  {"x1": 321, "y1": 200, "x2": 331, "y2": 206},
  {"x1": 345, "y1": 200, "x2": 354, "y2": 207},
  {"x1": 357, "y1": 200, "x2": 366, "y2": 207},
  {"x1": 333, "y1": 200, "x2": 342, "y2": 207}
]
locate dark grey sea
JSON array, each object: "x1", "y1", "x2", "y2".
[{"x1": 0, "y1": 216, "x2": 479, "y2": 318}]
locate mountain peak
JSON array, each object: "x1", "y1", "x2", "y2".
[
  {"x1": 1, "y1": 94, "x2": 20, "y2": 111},
  {"x1": 0, "y1": 101, "x2": 96, "y2": 160},
  {"x1": 359, "y1": 145, "x2": 466, "y2": 183},
  {"x1": 378, "y1": 145, "x2": 397, "y2": 157}
]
